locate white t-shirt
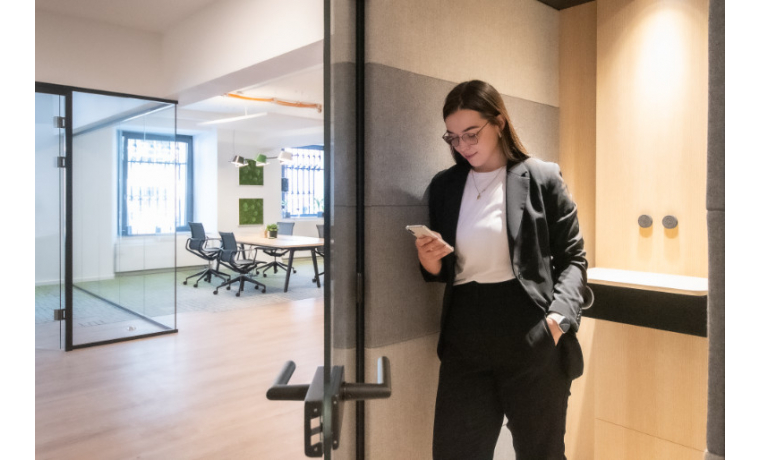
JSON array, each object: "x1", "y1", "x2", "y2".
[{"x1": 453, "y1": 168, "x2": 515, "y2": 285}]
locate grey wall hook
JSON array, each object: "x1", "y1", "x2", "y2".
[
  {"x1": 638, "y1": 215, "x2": 653, "y2": 228},
  {"x1": 662, "y1": 215, "x2": 678, "y2": 229}
]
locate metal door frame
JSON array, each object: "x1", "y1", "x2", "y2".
[{"x1": 35, "y1": 82, "x2": 179, "y2": 351}]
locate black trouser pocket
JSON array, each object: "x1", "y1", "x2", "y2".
[
  {"x1": 525, "y1": 317, "x2": 553, "y2": 350},
  {"x1": 558, "y1": 331, "x2": 584, "y2": 379}
]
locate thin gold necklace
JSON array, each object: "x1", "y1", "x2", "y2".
[{"x1": 471, "y1": 166, "x2": 505, "y2": 200}]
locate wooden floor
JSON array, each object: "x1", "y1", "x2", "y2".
[{"x1": 35, "y1": 298, "x2": 324, "y2": 460}]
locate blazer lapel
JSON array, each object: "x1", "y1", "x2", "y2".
[
  {"x1": 507, "y1": 160, "x2": 529, "y2": 246},
  {"x1": 442, "y1": 165, "x2": 469, "y2": 247}
]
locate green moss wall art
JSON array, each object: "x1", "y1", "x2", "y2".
[
  {"x1": 239, "y1": 160, "x2": 264, "y2": 185},
  {"x1": 239, "y1": 199, "x2": 264, "y2": 225}
]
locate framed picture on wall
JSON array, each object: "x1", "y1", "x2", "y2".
[
  {"x1": 239, "y1": 160, "x2": 264, "y2": 185},
  {"x1": 239, "y1": 198, "x2": 264, "y2": 225}
]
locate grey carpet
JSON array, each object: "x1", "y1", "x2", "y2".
[{"x1": 35, "y1": 258, "x2": 324, "y2": 326}]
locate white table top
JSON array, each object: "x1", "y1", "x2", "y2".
[
  {"x1": 236, "y1": 234, "x2": 324, "y2": 249},
  {"x1": 587, "y1": 267, "x2": 708, "y2": 296}
]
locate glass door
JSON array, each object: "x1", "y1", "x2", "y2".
[
  {"x1": 321, "y1": 0, "x2": 381, "y2": 458},
  {"x1": 35, "y1": 91, "x2": 67, "y2": 349},
  {"x1": 70, "y1": 90, "x2": 179, "y2": 348},
  {"x1": 265, "y1": 3, "x2": 389, "y2": 458}
]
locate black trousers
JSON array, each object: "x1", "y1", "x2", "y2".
[{"x1": 433, "y1": 280, "x2": 571, "y2": 460}]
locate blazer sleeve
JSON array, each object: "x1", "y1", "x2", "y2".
[
  {"x1": 544, "y1": 163, "x2": 588, "y2": 332},
  {"x1": 419, "y1": 172, "x2": 449, "y2": 284}
]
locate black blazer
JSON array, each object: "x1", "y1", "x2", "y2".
[{"x1": 422, "y1": 158, "x2": 592, "y2": 362}]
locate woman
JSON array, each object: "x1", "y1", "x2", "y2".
[{"x1": 416, "y1": 80, "x2": 589, "y2": 460}]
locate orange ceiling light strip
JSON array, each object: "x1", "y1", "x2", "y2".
[{"x1": 225, "y1": 93, "x2": 323, "y2": 113}]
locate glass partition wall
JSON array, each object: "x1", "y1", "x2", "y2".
[
  {"x1": 35, "y1": 83, "x2": 179, "y2": 350},
  {"x1": 35, "y1": 91, "x2": 67, "y2": 349}
]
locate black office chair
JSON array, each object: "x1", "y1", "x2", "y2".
[
  {"x1": 183, "y1": 222, "x2": 230, "y2": 287},
  {"x1": 256, "y1": 221, "x2": 297, "y2": 277},
  {"x1": 214, "y1": 232, "x2": 266, "y2": 296},
  {"x1": 313, "y1": 224, "x2": 324, "y2": 283}
]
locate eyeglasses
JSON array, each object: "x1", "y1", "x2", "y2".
[{"x1": 442, "y1": 122, "x2": 489, "y2": 148}]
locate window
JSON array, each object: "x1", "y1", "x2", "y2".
[
  {"x1": 118, "y1": 132, "x2": 193, "y2": 235},
  {"x1": 281, "y1": 146, "x2": 324, "y2": 218}
]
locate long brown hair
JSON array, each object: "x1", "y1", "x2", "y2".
[{"x1": 442, "y1": 80, "x2": 529, "y2": 168}]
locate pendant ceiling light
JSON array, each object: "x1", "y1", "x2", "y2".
[
  {"x1": 229, "y1": 131, "x2": 247, "y2": 168},
  {"x1": 253, "y1": 149, "x2": 294, "y2": 167}
]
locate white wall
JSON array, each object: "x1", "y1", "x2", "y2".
[
  {"x1": 192, "y1": 129, "x2": 219, "y2": 234},
  {"x1": 71, "y1": 128, "x2": 117, "y2": 283},
  {"x1": 35, "y1": 10, "x2": 166, "y2": 97},
  {"x1": 215, "y1": 129, "x2": 324, "y2": 243}
]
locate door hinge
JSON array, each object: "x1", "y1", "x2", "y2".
[
  {"x1": 57, "y1": 157, "x2": 67, "y2": 168},
  {"x1": 54, "y1": 309, "x2": 66, "y2": 321},
  {"x1": 53, "y1": 116, "x2": 66, "y2": 128}
]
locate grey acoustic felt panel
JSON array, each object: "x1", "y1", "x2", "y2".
[
  {"x1": 333, "y1": 62, "x2": 357, "y2": 208},
  {"x1": 706, "y1": 210, "x2": 724, "y2": 456},
  {"x1": 705, "y1": 1, "x2": 725, "y2": 458},
  {"x1": 364, "y1": 64, "x2": 458, "y2": 207},
  {"x1": 330, "y1": 60, "x2": 358, "y2": 349},
  {"x1": 331, "y1": 205, "x2": 357, "y2": 350},
  {"x1": 365, "y1": 63, "x2": 560, "y2": 208},
  {"x1": 706, "y1": 0, "x2": 725, "y2": 212},
  {"x1": 503, "y1": 95, "x2": 560, "y2": 164},
  {"x1": 364, "y1": 205, "x2": 445, "y2": 348}
]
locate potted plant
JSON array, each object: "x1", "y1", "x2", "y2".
[
  {"x1": 266, "y1": 223, "x2": 278, "y2": 238},
  {"x1": 314, "y1": 197, "x2": 324, "y2": 218}
]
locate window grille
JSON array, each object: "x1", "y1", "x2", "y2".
[
  {"x1": 119, "y1": 132, "x2": 193, "y2": 235},
  {"x1": 281, "y1": 146, "x2": 324, "y2": 218}
]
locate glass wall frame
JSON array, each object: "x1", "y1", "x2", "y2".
[
  {"x1": 34, "y1": 89, "x2": 67, "y2": 350},
  {"x1": 35, "y1": 82, "x2": 180, "y2": 351}
]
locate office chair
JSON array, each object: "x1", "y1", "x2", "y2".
[
  {"x1": 183, "y1": 222, "x2": 230, "y2": 288},
  {"x1": 313, "y1": 224, "x2": 324, "y2": 283},
  {"x1": 256, "y1": 221, "x2": 297, "y2": 277},
  {"x1": 214, "y1": 232, "x2": 266, "y2": 296}
]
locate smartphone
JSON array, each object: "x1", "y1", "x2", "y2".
[{"x1": 406, "y1": 225, "x2": 454, "y2": 252}]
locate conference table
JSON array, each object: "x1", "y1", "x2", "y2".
[{"x1": 236, "y1": 235, "x2": 324, "y2": 293}]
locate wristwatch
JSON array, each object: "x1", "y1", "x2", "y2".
[
  {"x1": 558, "y1": 316, "x2": 571, "y2": 333},
  {"x1": 548, "y1": 313, "x2": 571, "y2": 334}
]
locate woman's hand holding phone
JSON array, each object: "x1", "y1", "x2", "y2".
[{"x1": 410, "y1": 226, "x2": 453, "y2": 276}]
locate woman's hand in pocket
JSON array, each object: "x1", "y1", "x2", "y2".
[{"x1": 546, "y1": 316, "x2": 563, "y2": 346}]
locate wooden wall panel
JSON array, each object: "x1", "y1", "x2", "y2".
[
  {"x1": 565, "y1": 317, "x2": 597, "y2": 460},
  {"x1": 596, "y1": 0, "x2": 709, "y2": 277},
  {"x1": 560, "y1": 1, "x2": 597, "y2": 268},
  {"x1": 595, "y1": 419, "x2": 705, "y2": 460},
  {"x1": 594, "y1": 320, "x2": 708, "y2": 451}
]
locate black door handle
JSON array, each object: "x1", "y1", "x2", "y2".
[
  {"x1": 341, "y1": 356, "x2": 391, "y2": 400},
  {"x1": 266, "y1": 361, "x2": 310, "y2": 401},
  {"x1": 266, "y1": 357, "x2": 392, "y2": 457}
]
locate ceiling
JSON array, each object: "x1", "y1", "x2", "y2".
[
  {"x1": 37, "y1": 0, "x2": 324, "y2": 143},
  {"x1": 183, "y1": 66, "x2": 324, "y2": 118},
  {"x1": 35, "y1": 0, "x2": 220, "y2": 33},
  {"x1": 37, "y1": 0, "x2": 590, "y2": 140}
]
